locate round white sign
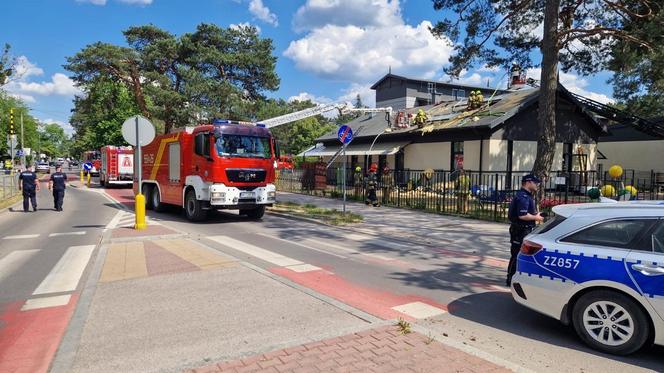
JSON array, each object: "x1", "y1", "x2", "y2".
[{"x1": 121, "y1": 115, "x2": 156, "y2": 146}]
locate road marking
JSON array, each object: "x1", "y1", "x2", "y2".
[
  {"x1": 391, "y1": 301, "x2": 447, "y2": 319},
  {"x1": 208, "y1": 235, "x2": 304, "y2": 267},
  {"x1": 0, "y1": 250, "x2": 40, "y2": 282},
  {"x1": 100, "y1": 242, "x2": 148, "y2": 283},
  {"x1": 285, "y1": 264, "x2": 322, "y2": 273},
  {"x1": 33, "y1": 245, "x2": 95, "y2": 295},
  {"x1": 3, "y1": 234, "x2": 40, "y2": 240},
  {"x1": 154, "y1": 239, "x2": 237, "y2": 270},
  {"x1": 21, "y1": 295, "x2": 72, "y2": 311},
  {"x1": 49, "y1": 231, "x2": 87, "y2": 237},
  {"x1": 256, "y1": 233, "x2": 347, "y2": 259}
]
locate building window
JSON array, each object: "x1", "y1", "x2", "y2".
[
  {"x1": 453, "y1": 89, "x2": 465, "y2": 100},
  {"x1": 451, "y1": 142, "x2": 464, "y2": 170}
]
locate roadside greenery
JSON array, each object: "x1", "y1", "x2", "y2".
[{"x1": 270, "y1": 201, "x2": 363, "y2": 225}]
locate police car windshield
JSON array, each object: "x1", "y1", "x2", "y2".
[
  {"x1": 531, "y1": 214, "x2": 566, "y2": 235},
  {"x1": 215, "y1": 135, "x2": 271, "y2": 159}
]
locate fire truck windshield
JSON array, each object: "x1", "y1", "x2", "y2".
[{"x1": 215, "y1": 135, "x2": 271, "y2": 159}]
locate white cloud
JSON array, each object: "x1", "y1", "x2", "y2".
[
  {"x1": 230, "y1": 22, "x2": 261, "y2": 34},
  {"x1": 293, "y1": 0, "x2": 402, "y2": 32},
  {"x1": 16, "y1": 73, "x2": 82, "y2": 96},
  {"x1": 284, "y1": 21, "x2": 453, "y2": 83},
  {"x1": 338, "y1": 83, "x2": 375, "y2": 108},
  {"x1": 40, "y1": 118, "x2": 75, "y2": 135},
  {"x1": 7, "y1": 93, "x2": 36, "y2": 103},
  {"x1": 288, "y1": 92, "x2": 332, "y2": 104},
  {"x1": 14, "y1": 56, "x2": 44, "y2": 80},
  {"x1": 248, "y1": 0, "x2": 278, "y2": 26},
  {"x1": 527, "y1": 68, "x2": 613, "y2": 104},
  {"x1": 76, "y1": 0, "x2": 107, "y2": 4}
]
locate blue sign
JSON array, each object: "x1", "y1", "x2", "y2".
[
  {"x1": 83, "y1": 162, "x2": 93, "y2": 171},
  {"x1": 16, "y1": 150, "x2": 23, "y2": 157},
  {"x1": 337, "y1": 125, "x2": 353, "y2": 145}
]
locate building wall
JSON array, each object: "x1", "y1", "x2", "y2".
[
  {"x1": 597, "y1": 140, "x2": 664, "y2": 172},
  {"x1": 376, "y1": 97, "x2": 409, "y2": 110},
  {"x1": 485, "y1": 139, "x2": 507, "y2": 171},
  {"x1": 511, "y1": 141, "x2": 538, "y2": 171},
  {"x1": 404, "y1": 142, "x2": 450, "y2": 170},
  {"x1": 374, "y1": 77, "x2": 407, "y2": 103},
  {"x1": 463, "y1": 140, "x2": 481, "y2": 171}
]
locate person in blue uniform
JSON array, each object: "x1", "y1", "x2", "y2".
[
  {"x1": 506, "y1": 174, "x2": 544, "y2": 286},
  {"x1": 48, "y1": 165, "x2": 68, "y2": 211},
  {"x1": 18, "y1": 166, "x2": 40, "y2": 212}
]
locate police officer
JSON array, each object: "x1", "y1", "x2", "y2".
[
  {"x1": 18, "y1": 166, "x2": 40, "y2": 212},
  {"x1": 506, "y1": 174, "x2": 544, "y2": 286},
  {"x1": 49, "y1": 165, "x2": 68, "y2": 211}
]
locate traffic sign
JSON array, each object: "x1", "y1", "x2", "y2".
[
  {"x1": 122, "y1": 115, "x2": 156, "y2": 146},
  {"x1": 83, "y1": 162, "x2": 93, "y2": 171},
  {"x1": 338, "y1": 125, "x2": 353, "y2": 145},
  {"x1": 16, "y1": 150, "x2": 23, "y2": 157}
]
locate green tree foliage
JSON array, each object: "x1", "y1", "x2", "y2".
[
  {"x1": 430, "y1": 0, "x2": 658, "y2": 178},
  {"x1": 257, "y1": 99, "x2": 335, "y2": 156},
  {"x1": 0, "y1": 92, "x2": 39, "y2": 161},
  {"x1": 38, "y1": 123, "x2": 67, "y2": 157},
  {"x1": 0, "y1": 44, "x2": 14, "y2": 86},
  {"x1": 609, "y1": 8, "x2": 664, "y2": 117},
  {"x1": 69, "y1": 79, "x2": 140, "y2": 156},
  {"x1": 66, "y1": 23, "x2": 279, "y2": 134}
]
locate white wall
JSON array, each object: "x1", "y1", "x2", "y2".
[
  {"x1": 463, "y1": 140, "x2": 481, "y2": 171},
  {"x1": 597, "y1": 140, "x2": 664, "y2": 172},
  {"x1": 404, "y1": 142, "x2": 450, "y2": 170},
  {"x1": 485, "y1": 139, "x2": 507, "y2": 171},
  {"x1": 552, "y1": 143, "x2": 564, "y2": 171},
  {"x1": 512, "y1": 141, "x2": 538, "y2": 171}
]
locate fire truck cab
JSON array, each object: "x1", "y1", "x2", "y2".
[
  {"x1": 100, "y1": 146, "x2": 134, "y2": 187},
  {"x1": 138, "y1": 120, "x2": 277, "y2": 221}
]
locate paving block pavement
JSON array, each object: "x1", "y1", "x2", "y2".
[{"x1": 188, "y1": 325, "x2": 511, "y2": 373}]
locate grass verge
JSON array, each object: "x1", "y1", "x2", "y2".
[
  {"x1": 0, "y1": 194, "x2": 22, "y2": 211},
  {"x1": 269, "y1": 201, "x2": 363, "y2": 225}
]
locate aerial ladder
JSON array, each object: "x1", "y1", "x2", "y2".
[{"x1": 257, "y1": 103, "x2": 393, "y2": 129}]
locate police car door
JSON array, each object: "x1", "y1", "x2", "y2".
[{"x1": 626, "y1": 219, "x2": 664, "y2": 320}]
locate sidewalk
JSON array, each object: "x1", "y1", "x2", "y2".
[{"x1": 273, "y1": 192, "x2": 509, "y2": 258}]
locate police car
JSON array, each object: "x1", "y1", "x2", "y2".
[{"x1": 511, "y1": 201, "x2": 664, "y2": 355}]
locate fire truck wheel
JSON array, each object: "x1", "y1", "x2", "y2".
[
  {"x1": 142, "y1": 184, "x2": 154, "y2": 210},
  {"x1": 185, "y1": 189, "x2": 207, "y2": 221},
  {"x1": 243, "y1": 206, "x2": 266, "y2": 220},
  {"x1": 152, "y1": 187, "x2": 165, "y2": 212},
  {"x1": 99, "y1": 175, "x2": 105, "y2": 187}
]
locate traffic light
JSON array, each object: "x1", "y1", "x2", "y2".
[{"x1": 9, "y1": 108, "x2": 14, "y2": 135}]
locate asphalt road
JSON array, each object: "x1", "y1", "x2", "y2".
[{"x1": 137, "y1": 203, "x2": 664, "y2": 373}]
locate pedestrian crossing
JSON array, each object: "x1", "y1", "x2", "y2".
[
  {"x1": 2, "y1": 232, "x2": 87, "y2": 240},
  {"x1": 105, "y1": 210, "x2": 161, "y2": 230}
]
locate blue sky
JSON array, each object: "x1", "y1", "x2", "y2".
[{"x1": 1, "y1": 0, "x2": 614, "y2": 134}]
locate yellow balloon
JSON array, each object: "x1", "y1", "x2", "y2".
[
  {"x1": 624, "y1": 185, "x2": 637, "y2": 195},
  {"x1": 608, "y1": 165, "x2": 623, "y2": 178},
  {"x1": 600, "y1": 185, "x2": 616, "y2": 197}
]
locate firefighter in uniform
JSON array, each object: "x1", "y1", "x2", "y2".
[
  {"x1": 353, "y1": 166, "x2": 363, "y2": 199},
  {"x1": 18, "y1": 166, "x2": 39, "y2": 212},
  {"x1": 365, "y1": 163, "x2": 379, "y2": 207},
  {"x1": 49, "y1": 165, "x2": 68, "y2": 211},
  {"x1": 506, "y1": 174, "x2": 544, "y2": 286},
  {"x1": 381, "y1": 165, "x2": 393, "y2": 205}
]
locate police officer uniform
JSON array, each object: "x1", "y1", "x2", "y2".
[
  {"x1": 506, "y1": 174, "x2": 541, "y2": 285},
  {"x1": 18, "y1": 169, "x2": 39, "y2": 212},
  {"x1": 50, "y1": 170, "x2": 68, "y2": 211}
]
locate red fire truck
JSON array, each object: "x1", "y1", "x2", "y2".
[
  {"x1": 99, "y1": 146, "x2": 134, "y2": 187},
  {"x1": 138, "y1": 120, "x2": 277, "y2": 221}
]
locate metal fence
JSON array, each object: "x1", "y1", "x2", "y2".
[
  {"x1": 275, "y1": 167, "x2": 664, "y2": 222},
  {"x1": 1, "y1": 173, "x2": 19, "y2": 203}
]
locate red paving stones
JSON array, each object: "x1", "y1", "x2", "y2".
[
  {"x1": 143, "y1": 241, "x2": 200, "y2": 276},
  {"x1": 187, "y1": 325, "x2": 511, "y2": 373}
]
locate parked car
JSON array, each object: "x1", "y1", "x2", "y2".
[
  {"x1": 70, "y1": 160, "x2": 79, "y2": 167},
  {"x1": 511, "y1": 201, "x2": 664, "y2": 355},
  {"x1": 36, "y1": 162, "x2": 50, "y2": 174}
]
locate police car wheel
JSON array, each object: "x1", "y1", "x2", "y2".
[{"x1": 572, "y1": 290, "x2": 650, "y2": 355}]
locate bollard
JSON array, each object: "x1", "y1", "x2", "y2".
[
  {"x1": 87, "y1": 172, "x2": 91, "y2": 187},
  {"x1": 80, "y1": 169, "x2": 84, "y2": 185},
  {"x1": 134, "y1": 193, "x2": 147, "y2": 230}
]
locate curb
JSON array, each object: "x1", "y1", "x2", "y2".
[{"x1": 0, "y1": 195, "x2": 23, "y2": 215}]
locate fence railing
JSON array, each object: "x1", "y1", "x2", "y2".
[
  {"x1": 275, "y1": 168, "x2": 664, "y2": 222},
  {"x1": 1, "y1": 174, "x2": 19, "y2": 203}
]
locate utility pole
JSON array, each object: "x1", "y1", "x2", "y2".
[
  {"x1": 9, "y1": 109, "x2": 15, "y2": 171},
  {"x1": 20, "y1": 112, "x2": 25, "y2": 168}
]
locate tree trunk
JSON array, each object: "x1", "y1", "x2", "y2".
[
  {"x1": 128, "y1": 64, "x2": 150, "y2": 119},
  {"x1": 532, "y1": 0, "x2": 561, "y2": 192}
]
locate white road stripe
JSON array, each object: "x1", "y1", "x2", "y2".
[
  {"x1": 21, "y1": 295, "x2": 72, "y2": 311},
  {"x1": 49, "y1": 231, "x2": 87, "y2": 237},
  {"x1": 256, "y1": 233, "x2": 347, "y2": 259},
  {"x1": 391, "y1": 301, "x2": 447, "y2": 319},
  {"x1": 303, "y1": 239, "x2": 395, "y2": 261},
  {"x1": 208, "y1": 236, "x2": 304, "y2": 267},
  {"x1": 3, "y1": 234, "x2": 40, "y2": 240},
  {"x1": 33, "y1": 245, "x2": 95, "y2": 295},
  {"x1": 285, "y1": 264, "x2": 323, "y2": 273},
  {"x1": 0, "y1": 250, "x2": 40, "y2": 282}
]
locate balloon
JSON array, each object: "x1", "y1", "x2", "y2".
[
  {"x1": 600, "y1": 185, "x2": 616, "y2": 197},
  {"x1": 608, "y1": 165, "x2": 623, "y2": 179},
  {"x1": 624, "y1": 185, "x2": 637, "y2": 195},
  {"x1": 587, "y1": 188, "x2": 600, "y2": 199}
]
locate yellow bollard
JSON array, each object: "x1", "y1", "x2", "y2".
[
  {"x1": 80, "y1": 169, "x2": 84, "y2": 185},
  {"x1": 86, "y1": 172, "x2": 91, "y2": 187},
  {"x1": 134, "y1": 193, "x2": 147, "y2": 230}
]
